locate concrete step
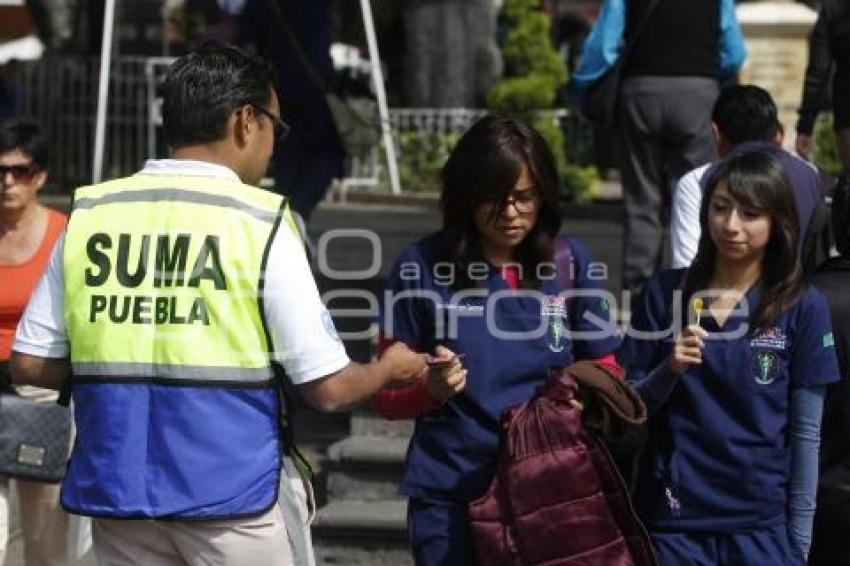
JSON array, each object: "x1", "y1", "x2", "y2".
[
  {"x1": 313, "y1": 500, "x2": 412, "y2": 566},
  {"x1": 326, "y1": 435, "x2": 409, "y2": 501},
  {"x1": 351, "y1": 408, "x2": 414, "y2": 438}
]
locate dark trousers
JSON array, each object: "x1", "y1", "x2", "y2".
[
  {"x1": 618, "y1": 76, "x2": 720, "y2": 294},
  {"x1": 651, "y1": 524, "x2": 804, "y2": 566},
  {"x1": 408, "y1": 497, "x2": 473, "y2": 566}
]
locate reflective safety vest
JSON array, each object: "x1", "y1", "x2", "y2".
[{"x1": 61, "y1": 172, "x2": 296, "y2": 519}]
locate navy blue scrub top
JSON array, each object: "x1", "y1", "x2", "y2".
[
  {"x1": 380, "y1": 232, "x2": 620, "y2": 502},
  {"x1": 620, "y1": 269, "x2": 841, "y2": 532}
]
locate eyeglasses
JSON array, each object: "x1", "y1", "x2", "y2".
[
  {"x1": 485, "y1": 190, "x2": 539, "y2": 214},
  {"x1": 251, "y1": 104, "x2": 291, "y2": 141},
  {"x1": 0, "y1": 163, "x2": 38, "y2": 182}
]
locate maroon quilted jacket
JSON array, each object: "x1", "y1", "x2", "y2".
[{"x1": 468, "y1": 361, "x2": 656, "y2": 565}]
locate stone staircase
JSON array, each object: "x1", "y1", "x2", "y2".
[{"x1": 312, "y1": 410, "x2": 415, "y2": 566}]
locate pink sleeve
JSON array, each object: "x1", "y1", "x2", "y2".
[{"x1": 592, "y1": 353, "x2": 623, "y2": 378}]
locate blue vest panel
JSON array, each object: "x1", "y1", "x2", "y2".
[{"x1": 62, "y1": 383, "x2": 280, "y2": 519}]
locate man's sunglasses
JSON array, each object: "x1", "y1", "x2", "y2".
[
  {"x1": 252, "y1": 105, "x2": 291, "y2": 141},
  {"x1": 0, "y1": 163, "x2": 39, "y2": 181}
]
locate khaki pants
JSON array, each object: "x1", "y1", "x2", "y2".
[
  {"x1": 279, "y1": 455, "x2": 315, "y2": 566},
  {"x1": 93, "y1": 507, "x2": 291, "y2": 566},
  {"x1": 92, "y1": 456, "x2": 314, "y2": 566},
  {"x1": 0, "y1": 478, "x2": 70, "y2": 566}
]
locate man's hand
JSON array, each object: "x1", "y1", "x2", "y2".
[
  {"x1": 796, "y1": 133, "x2": 814, "y2": 161},
  {"x1": 425, "y1": 345, "x2": 467, "y2": 401},
  {"x1": 300, "y1": 343, "x2": 428, "y2": 413},
  {"x1": 380, "y1": 342, "x2": 429, "y2": 386},
  {"x1": 667, "y1": 325, "x2": 707, "y2": 376}
]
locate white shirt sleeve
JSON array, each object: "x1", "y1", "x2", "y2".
[
  {"x1": 670, "y1": 164, "x2": 710, "y2": 269},
  {"x1": 13, "y1": 232, "x2": 70, "y2": 358},
  {"x1": 263, "y1": 221, "x2": 350, "y2": 385}
]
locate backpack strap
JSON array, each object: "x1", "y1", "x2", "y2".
[{"x1": 554, "y1": 235, "x2": 575, "y2": 292}]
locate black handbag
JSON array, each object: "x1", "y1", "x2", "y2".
[
  {"x1": 582, "y1": 0, "x2": 660, "y2": 128},
  {"x1": 0, "y1": 364, "x2": 71, "y2": 483},
  {"x1": 0, "y1": 394, "x2": 72, "y2": 483}
]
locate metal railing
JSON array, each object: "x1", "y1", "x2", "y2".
[
  {"x1": 15, "y1": 57, "x2": 155, "y2": 187},
  {"x1": 11, "y1": 56, "x2": 578, "y2": 196}
]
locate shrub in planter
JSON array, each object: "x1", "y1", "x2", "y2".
[
  {"x1": 397, "y1": 130, "x2": 462, "y2": 194},
  {"x1": 487, "y1": 0, "x2": 597, "y2": 201}
]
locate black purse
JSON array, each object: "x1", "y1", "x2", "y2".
[
  {"x1": 0, "y1": 363, "x2": 71, "y2": 483},
  {"x1": 582, "y1": 0, "x2": 660, "y2": 128}
]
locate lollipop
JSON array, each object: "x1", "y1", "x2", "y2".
[{"x1": 693, "y1": 297, "x2": 704, "y2": 326}]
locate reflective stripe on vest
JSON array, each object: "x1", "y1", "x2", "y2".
[{"x1": 61, "y1": 174, "x2": 293, "y2": 519}]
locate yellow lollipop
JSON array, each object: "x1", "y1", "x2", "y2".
[{"x1": 693, "y1": 297, "x2": 704, "y2": 326}]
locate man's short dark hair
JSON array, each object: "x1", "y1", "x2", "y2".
[
  {"x1": 160, "y1": 42, "x2": 276, "y2": 149},
  {"x1": 712, "y1": 85, "x2": 781, "y2": 146},
  {"x1": 0, "y1": 117, "x2": 48, "y2": 169}
]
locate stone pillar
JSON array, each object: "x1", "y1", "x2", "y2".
[
  {"x1": 403, "y1": 0, "x2": 502, "y2": 108},
  {"x1": 736, "y1": 0, "x2": 817, "y2": 149}
]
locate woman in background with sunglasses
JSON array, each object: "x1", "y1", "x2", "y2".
[{"x1": 0, "y1": 117, "x2": 71, "y2": 565}]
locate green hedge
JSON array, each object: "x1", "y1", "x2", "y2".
[
  {"x1": 486, "y1": 0, "x2": 598, "y2": 202},
  {"x1": 396, "y1": 131, "x2": 462, "y2": 194}
]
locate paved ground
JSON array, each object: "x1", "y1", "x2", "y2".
[{"x1": 6, "y1": 196, "x2": 624, "y2": 565}]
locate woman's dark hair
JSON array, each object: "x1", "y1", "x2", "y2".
[
  {"x1": 439, "y1": 116, "x2": 562, "y2": 289},
  {"x1": 685, "y1": 150, "x2": 803, "y2": 331},
  {"x1": 160, "y1": 42, "x2": 276, "y2": 149},
  {"x1": 0, "y1": 117, "x2": 47, "y2": 170}
]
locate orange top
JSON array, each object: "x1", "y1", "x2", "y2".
[{"x1": 0, "y1": 209, "x2": 67, "y2": 360}]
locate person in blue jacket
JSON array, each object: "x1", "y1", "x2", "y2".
[
  {"x1": 375, "y1": 116, "x2": 621, "y2": 565},
  {"x1": 571, "y1": 0, "x2": 747, "y2": 295},
  {"x1": 619, "y1": 150, "x2": 841, "y2": 565}
]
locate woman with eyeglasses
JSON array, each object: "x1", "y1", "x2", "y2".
[
  {"x1": 619, "y1": 151, "x2": 840, "y2": 565},
  {"x1": 372, "y1": 116, "x2": 621, "y2": 564},
  {"x1": 0, "y1": 118, "x2": 71, "y2": 565}
]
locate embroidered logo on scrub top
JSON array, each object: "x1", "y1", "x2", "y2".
[
  {"x1": 542, "y1": 295, "x2": 568, "y2": 352},
  {"x1": 824, "y1": 332, "x2": 835, "y2": 348},
  {"x1": 749, "y1": 326, "x2": 788, "y2": 351},
  {"x1": 752, "y1": 351, "x2": 779, "y2": 385}
]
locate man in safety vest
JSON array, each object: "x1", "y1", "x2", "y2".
[{"x1": 9, "y1": 43, "x2": 427, "y2": 565}]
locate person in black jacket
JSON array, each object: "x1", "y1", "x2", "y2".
[
  {"x1": 239, "y1": 0, "x2": 345, "y2": 222},
  {"x1": 808, "y1": 178, "x2": 850, "y2": 566},
  {"x1": 795, "y1": 0, "x2": 850, "y2": 172}
]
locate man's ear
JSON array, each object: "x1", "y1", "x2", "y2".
[
  {"x1": 774, "y1": 123, "x2": 785, "y2": 146},
  {"x1": 232, "y1": 104, "x2": 256, "y2": 148}
]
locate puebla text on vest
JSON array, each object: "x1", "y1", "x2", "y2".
[{"x1": 84, "y1": 233, "x2": 227, "y2": 326}]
